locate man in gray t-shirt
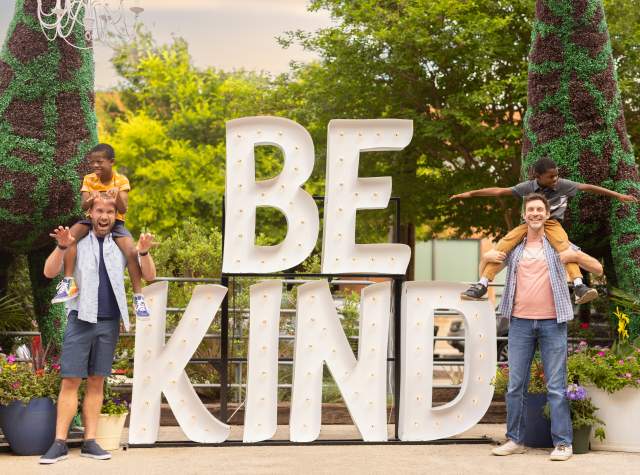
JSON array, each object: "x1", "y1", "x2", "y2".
[{"x1": 450, "y1": 157, "x2": 638, "y2": 303}]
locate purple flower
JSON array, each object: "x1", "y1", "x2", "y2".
[
  {"x1": 566, "y1": 384, "x2": 587, "y2": 401},
  {"x1": 7, "y1": 354, "x2": 16, "y2": 364}
]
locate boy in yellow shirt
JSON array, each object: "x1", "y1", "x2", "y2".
[{"x1": 51, "y1": 144, "x2": 150, "y2": 318}]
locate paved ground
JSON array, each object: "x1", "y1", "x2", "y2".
[{"x1": 2, "y1": 424, "x2": 639, "y2": 474}]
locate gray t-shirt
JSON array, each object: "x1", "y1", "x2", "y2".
[{"x1": 511, "y1": 178, "x2": 579, "y2": 221}]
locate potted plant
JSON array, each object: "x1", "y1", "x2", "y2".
[
  {"x1": 543, "y1": 383, "x2": 605, "y2": 454},
  {"x1": 568, "y1": 310, "x2": 640, "y2": 452},
  {"x1": 95, "y1": 383, "x2": 129, "y2": 451},
  {"x1": 492, "y1": 358, "x2": 552, "y2": 447},
  {"x1": 0, "y1": 345, "x2": 61, "y2": 455}
]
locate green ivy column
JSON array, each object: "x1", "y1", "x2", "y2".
[
  {"x1": 523, "y1": 0, "x2": 640, "y2": 337},
  {"x1": 0, "y1": 0, "x2": 97, "y2": 349}
]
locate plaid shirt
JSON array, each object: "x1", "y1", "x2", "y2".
[{"x1": 498, "y1": 236, "x2": 574, "y2": 323}]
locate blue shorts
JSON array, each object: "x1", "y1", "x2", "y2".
[
  {"x1": 60, "y1": 311, "x2": 120, "y2": 378},
  {"x1": 78, "y1": 219, "x2": 132, "y2": 239}
]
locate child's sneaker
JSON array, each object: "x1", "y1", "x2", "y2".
[
  {"x1": 51, "y1": 277, "x2": 79, "y2": 304},
  {"x1": 574, "y1": 284, "x2": 598, "y2": 305},
  {"x1": 460, "y1": 283, "x2": 488, "y2": 301},
  {"x1": 133, "y1": 293, "x2": 150, "y2": 319}
]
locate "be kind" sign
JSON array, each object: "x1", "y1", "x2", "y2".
[{"x1": 128, "y1": 117, "x2": 497, "y2": 444}]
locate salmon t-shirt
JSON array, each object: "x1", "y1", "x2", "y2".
[{"x1": 512, "y1": 238, "x2": 557, "y2": 319}]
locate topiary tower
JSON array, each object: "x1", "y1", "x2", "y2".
[
  {"x1": 0, "y1": 0, "x2": 97, "y2": 349},
  {"x1": 523, "y1": 0, "x2": 640, "y2": 337}
]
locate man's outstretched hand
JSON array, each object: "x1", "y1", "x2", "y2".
[
  {"x1": 49, "y1": 226, "x2": 75, "y2": 248},
  {"x1": 137, "y1": 233, "x2": 158, "y2": 254}
]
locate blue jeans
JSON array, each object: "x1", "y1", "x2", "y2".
[{"x1": 506, "y1": 317, "x2": 572, "y2": 446}]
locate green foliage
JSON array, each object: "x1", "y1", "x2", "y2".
[
  {"x1": 0, "y1": 292, "x2": 32, "y2": 355},
  {"x1": 0, "y1": 294, "x2": 30, "y2": 333},
  {"x1": 0, "y1": 353, "x2": 61, "y2": 405},
  {"x1": 492, "y1": 357, "x2": 548, "y2": 395},
  {"x1": 104, "y1": 2, "x2": 640, "y2": 245},
  {"x1": 0, "y1": 0, "x2": 97, "y2": 252},
  {"x1": 101, "y1": 383, "x2": 128, "y2": 415},
  {"x1": 338, "y1": 290, "x2": 361, "y2": 339},
  {"x1": 542, "y1": 389, "x2": 606, "y2": 437},
  {"x1": 568, "y1": 343, "x2": 640, "y2": 393},
  {"x1": 105, "y1": 33, "x2": 283, "y2": 238}
]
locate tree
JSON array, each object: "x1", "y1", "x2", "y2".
[
  {"x1": 105, "y1": 35, "x2": 287, "y2": 239},
  {"x1": 277, "y1": 0, "x2": 640, "y2": 239},
  {"x1": 523, "y1": 0, "x2": 640, "y2": 338},
  {"x1": 0, "y1": 0, "x2": 96, "y2": 350}
]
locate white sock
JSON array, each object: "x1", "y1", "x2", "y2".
[
  {"x1": 573, "y1": 278, "x2": 583, "y2": 287},
  {"x1": 479, "y1": 277, "x2": 489, "y2": 288}
]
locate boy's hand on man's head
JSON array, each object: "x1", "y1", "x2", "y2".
[
  {"x1": 619, "y1": 194, "x2": 639, "y2": 203},
  {"x1": 86, "y1": 190, "x2": 100, "y2": 202},
  {"x1": 105, "y1": 188, "x2": 119, "y2": 200},
  {"x1": 450, "y1": 192, "x2": 472, "y2": 200},
  {"x1": 49, "y1": 226, "x2": 76, "y2": 248},
  {"x1": 136, "y1": 233, "x2": 158, "y2": 254}
]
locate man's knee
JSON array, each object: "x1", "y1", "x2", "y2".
[
  {"x1": 61, "y1": 377, "x2": 82, "y2": 392},
  {"x1": 86, "y1": 375, "x2": 105, "y2": 392}
]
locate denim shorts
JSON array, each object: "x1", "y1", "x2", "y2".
[
  {"x1": 60, "y1": 311, "x2": 120, "y2": 378},
  {"x1": 78, "y1": 219, "x2": 132, "y2": 239}
]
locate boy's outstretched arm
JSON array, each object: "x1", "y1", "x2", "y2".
[
  {"x1": 577, "y1": 183, "x2": 639, "y2": 203},
  {"x1": 450, "y1": 187, "x2": 513, "y2": 199}
]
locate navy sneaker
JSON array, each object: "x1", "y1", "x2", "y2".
[
  {"x1": 80, "y1": 439, "x2": 112, "y2": 460},
  {"x1": 39, "y1": 439, "x2": 68, "y2": 464},
  {"x1": 460, "y1": 283, "x2": 488, "y2": 301}
]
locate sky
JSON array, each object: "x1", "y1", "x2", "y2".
[{"x1": 0, "y1": 0, "x2": 333, "y2": 89}]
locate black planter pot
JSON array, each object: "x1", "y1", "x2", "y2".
[
  {"x1": 0, "y1": 397, "x2": 56, "y2": 455},
  {"x1": 523, "y1": 392, "x2": 553, "y2": 448}
]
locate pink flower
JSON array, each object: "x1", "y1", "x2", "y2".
[
  {"x1": 625, "y1": 373, "x2": 633, "y2": 379},
  {"x1": 579, "y1": 340, "x2": 588, "y2": 346},
  {"x1": 597, "y1": 351, "x2": 606, "y2": 357},
  {"x1": 7, "y1": 354, "x2": 16, "y2": 364},
  {"x1": 52, "y1": 363, "x2": 61, "y2": 371},
  {"x1": 11, "y1": 382, "x2": 20, "y2": 389},
  {"x1": 619, "y1": 360, "x2": 625, "y2": 365}
]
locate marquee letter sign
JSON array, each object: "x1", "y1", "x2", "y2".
[{"x1": 130, "y1": 117, "x2": 498, "y2": 445}]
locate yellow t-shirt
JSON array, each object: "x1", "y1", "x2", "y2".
[{"x1": 81, "y1": 171, "x2": 131, "y2": 221}]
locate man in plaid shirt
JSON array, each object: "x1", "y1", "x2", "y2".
[{"x1": 483, "y1": 193, "x2": 603, "y2": 461}]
